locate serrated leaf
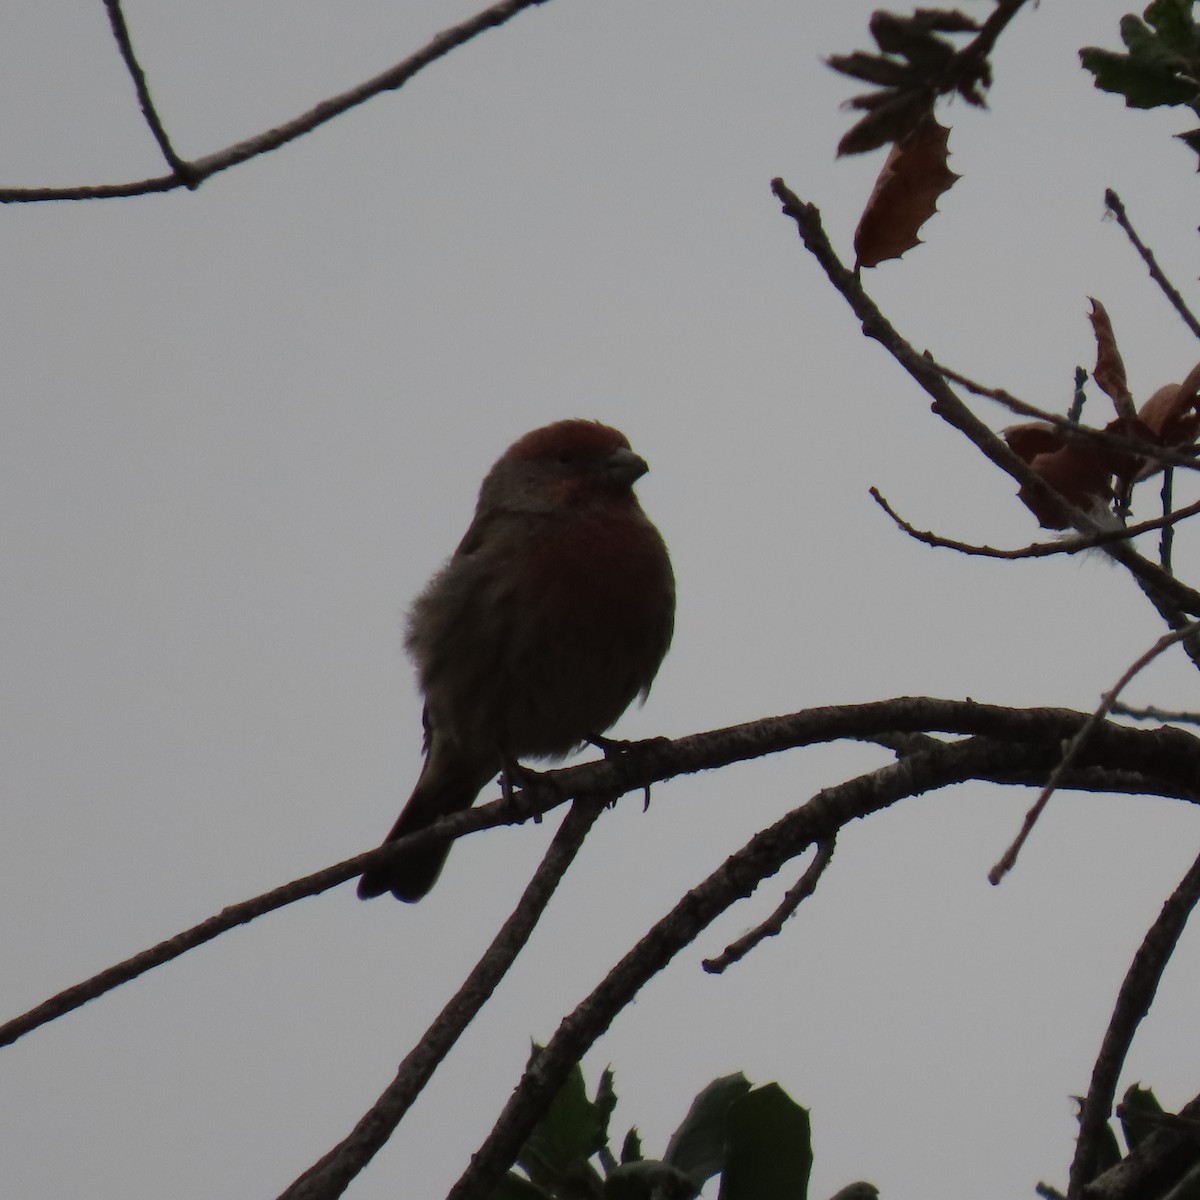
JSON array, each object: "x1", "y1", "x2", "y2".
[
  {"x1": 517, "y1": 1053, "x2": 610, "y2": 1190},
  {"x1": 663, "y1": 1073, "x2": 752, "y2": 1188},
  {"x1": 718, "y1": 1084, "x2": 813, "y2": 1200},
  {"x1": 604, "y1": 1160, "x2": 700, "y2": 1200},
  {"x1": 1120, "y1": 1083, "x2": 1165, "y2": 1150},
  {"x1": 594, "y1": 1068, "x2": 618, "y2": 1134},
  {"x1": 1080, "y1": 46, "x2": 1200, "y2": 108},
  {"x1": 620, "y1": 1128, "x2": 643, "y2": 1165},
  {"x1": 853, "y1": 116, "x2": 958, "y2": 267},
  {"x1": 1145, "y1": 0, "x2": 1200, "y2": 53}
]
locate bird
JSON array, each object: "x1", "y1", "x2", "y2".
[{"x1": 357, "y1": 419, "x2": 675, "y2": 902}]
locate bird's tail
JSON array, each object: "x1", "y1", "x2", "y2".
[{"x1": 357, "y1": 755, "x2": 496, "y2": 902}]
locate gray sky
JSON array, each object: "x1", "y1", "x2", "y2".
[{"x1": 3, "y1": 2, "x2": 1200, "y2": 1197}]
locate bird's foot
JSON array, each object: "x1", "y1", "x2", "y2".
[
  {"x1": 499, "y1": 758, "x2": 549, "y2": 824},
  {"x1": 586, "y1": 732, "x2": 634, "y2": 756},
  {"x1": 585, "y1": 734, "x2": 671, "y2": 811}
]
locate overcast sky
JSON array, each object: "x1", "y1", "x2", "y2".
[{"x1": 3, "y1": 2, "x2": 1200, "y2": 1198}]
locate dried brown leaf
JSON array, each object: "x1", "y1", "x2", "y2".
[
  {"x1": 1003, "y1": 420, "x2": 1136, "y2": 530},
  {"x1": 1139, "y1": 362, "x2": 1200, "y2": 445},
  {"x1": 1087, "y1": 298, "x2": 1135, "y2": 419},
  {"x1": 853, "y1": 116, "x2": 959, "y2": 268}
]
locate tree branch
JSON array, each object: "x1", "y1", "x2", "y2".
[
  {"x1": 101, "y1": 0, "x2": 195, "y2": 183},
  {"x1": 870, "y1": 487, "x2": 1200, "y2": 560},
  {"x1": 0, "y1": 0, "x2": 553, "y2": 202},
  {"x1": 769, "y1": 181, "x2": 1200, "y2": 672},
  {"x1": 444, "y1": 736, "x2": 1055, "y2": 1200},
  {"x1": 5, "y1": 698, "x2": 1197, "y2": 1049},
  {"x1": 278, "y1": 795, "x2": 609, "y2": 1200},
  {"x1": 1071, "y1": 850, "x2": 1200, "y2": 1195},
  {"x1": 1104, "y1": 189, "x2": 1200, "y2": 342},
  {"x1": 990, "y1": 621, "x2": 1200, "y2": 884},
  {"x1": 701, "y1": 837, "x2": 837, "y2": 973}
]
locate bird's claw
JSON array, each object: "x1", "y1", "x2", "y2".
[{"x1": 500, "y1": 759, "x2": 545, "y2": 823}]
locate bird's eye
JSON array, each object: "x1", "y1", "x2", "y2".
[{"x1": 556, "y1": 450, "x2": 579, "y2": 466}]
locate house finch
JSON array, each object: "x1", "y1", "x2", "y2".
[{"x1": 357, "y1": 419, "x2": 675, "y2": 902}]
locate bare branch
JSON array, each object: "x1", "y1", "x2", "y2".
[
  {"x1": 101, "y1": 0, "x2": 195, "y2": 182},
  {"x1": 278, "y1": 795, "x2": 608, "y2": 1200},
  {"x1": 446, "y1": 736, "x2": 1038, "y2": 1200},
  {"x1": 1105, "y1": 189, "x2": 1200, "y2": 342},
  {"x1": 870, "y1": 487, "x2": 1200, "y2": 560},
  {"x1": 5, "y1": 698, "x2": 1198, "y2": 1050},
  {"x1": 769, "y1": 178, "x2": 1200, "y2": 684},
  {"x1": 989, "y1": 621, "x2": 1200, "y2": 885},
  {"x1": 0, "y1": 0, "x2": 553, "y2": 203},
  {"x1": 702, "y1": 837, "x2": 837, "y2": 973},
  {"x1": 769, "y1": 180, "x2": 1200, "y2": 624},
  {"x1": 1112, "y1": 702, "x2": 1200, "y2": 726},
  {"x1": 1069, "y1": 848, "x2": 1200, "y2": 1196},
  {"x1": 931, "y1": 358, "x2": 1200, "y2": 476}
]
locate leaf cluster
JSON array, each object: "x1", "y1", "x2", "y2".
[
  {"x1": 1080, "y1": 0, "x2": 1200, "y2": 160},
  {"x1": 1074, "y1": 1085, "x2": 1200, "y2": 1199},
  {"x1": 494, "y1": 1059, "x2": 856, "y2": 1200},
  {"x1": 827, "y1": 7, "x2": 987, "y2": 154}
]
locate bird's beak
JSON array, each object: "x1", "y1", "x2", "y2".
[{"x1": 605, "y1": 446, "x2": 649, "y2": 486}]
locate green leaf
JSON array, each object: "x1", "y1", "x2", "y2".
[
  {"x1": 1120, "y1": 1083, "x2": 1165, "y2": 1150},
  {"x1": 517, "y1": 1051, "x2": 611, "y2": 1192},
  {"x1": 594, "y1": 1068, "x2": 618, "y2": 1134},
  {"x1": 718, "y1": 1084, "x2": 813, "y2": 1200},
  {"x1": 620, "y1": 1128, "x2": 644, "y2": 1165},
  {"x1": 663, "y1": 1073, "x2": 753, "y2": 1188},
  {"x1": 1079, "y1": 46, "x2": 1199, "y2": 108},
  {"x1": 1145, "y1": 0, "x2": 1200, "y2": 54},
  {"x1": 604, "y1": 1161, "x2": 700, "y2": 1200}
]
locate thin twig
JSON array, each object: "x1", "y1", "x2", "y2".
[
  {"x1": 769, "y1": 181, "x2": 1200, "y2": 635},
  {"x1": 1161, "y1": 469, "x2": 1175, "y2": 572},
  {"x1": 0, "y1": 798, "x2": 525, "y2": 1048},
  {"x1": 278, "y1": 795, "x2": 608, "y2": 1200},
  {"x1": 967, "y1": 0, "x2": 1033, "y2": 63},
  {"x1": 989, "y1": 621, "x2": 1200, "y2": 885},
  {"x1": 1111, "y1": 702, "x2": 1200, "y2": 726},
  {"x1": 101, "y1": 0, "x2": 195, "y2": 182},
  {"x1": 702, "y1": 838, "x2": 837, "y2": 973},
  {"x1": 1068, "y1": 848, "x2": 1200, "y2": 1196},
  {"x1": 1105, "y1": 190, "x2": 1200, "y2": 341},
  {"x1": 0, "y1": 0, "x2": 553, "y2": 202},
  {"x1": 870, "y1": 487, "x2": 1200, "y2": 560},
  {"x1": 930, "y1": 357, "x2": 1200, "y2": 476}
]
